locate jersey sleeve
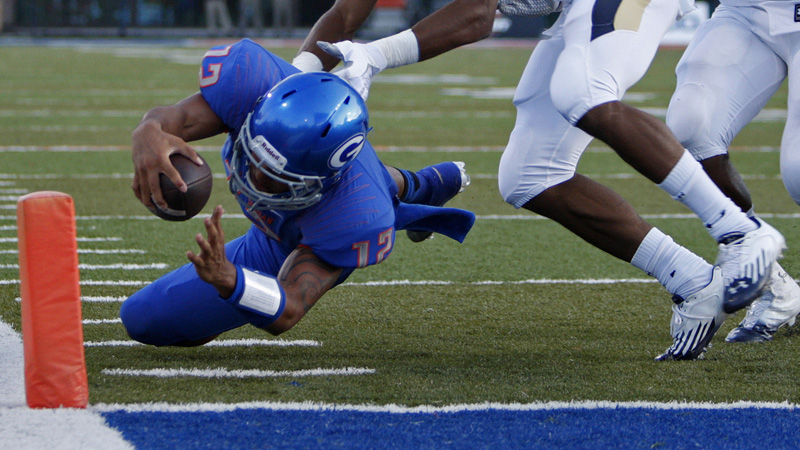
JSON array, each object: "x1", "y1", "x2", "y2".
[{"x1": 198, "y1": 39, "x2": 300, "y2": 131}]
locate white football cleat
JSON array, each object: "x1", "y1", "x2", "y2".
[
  {"x1": 716, "y1": 217, "x2": 786, "y2": 314},
  {"x1": 656, "y1": 267, "x2": 729, "y2": 361},
  {"x1": 725, "y1": 263, "x2": 800, "y2": 343}
]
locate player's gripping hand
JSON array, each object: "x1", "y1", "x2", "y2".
[
  {"x1": 131, "y1": 119, "x2": 202, "y2": 212},
  {"x1": 317, "y1": 40, "x2": 387, "y2": 101},
  {"x1": 187, "y1": 205, "x2": 238, "y2": 299}
]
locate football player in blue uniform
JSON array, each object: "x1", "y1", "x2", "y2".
[{"x1": 121, "y1": 40, "x2": 474, "y2": 346}]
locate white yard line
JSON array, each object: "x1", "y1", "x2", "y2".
[
  {"x1": 0, "y1": 237, "x2": 122, "y2": 243},
  {"x1": 82, "y1": 318, "x2": 121, "y2": 325},
  {"x1": 85, "y1": 339, "x2": 321, "y2": 347},
  {"x1": 7, "y1": 278, "x2": 658, "y2": 289},
  {"x1": 3, "y1": 280, "x2": 149, "y2": 286},
  {"x1": 0, "y1": 249, "x2": 147, "y2": 254},
  {"x1": 102, "y1": 367, "x2": 375, "y2": 379},
  {"x1": 0, "y1": 263, "x2": 168, "y2": 270}
]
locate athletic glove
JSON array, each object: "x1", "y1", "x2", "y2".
[{"x1": 317, "y1": 40, "x2": 387, "y2": 101}]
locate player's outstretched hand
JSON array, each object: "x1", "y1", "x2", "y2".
[
  {"x1": 131, "y1": 120, "x2": 202, "y2": 212},
  {"x1": 187, "y1": 205, "x2": 237, "y2": 298},
  {"x1": 317, "y1": 40, "x2": 387, "y2": 101}
]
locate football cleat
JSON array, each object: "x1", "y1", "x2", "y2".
[
  {"x1": 406, "y1": 161, "x2": 470, "y2": 243},
  {"x1": 715, "y1": 217, "x2": 786, "y2": 314},
  {"x1": 656, "y1": 267, "x2": 728, "y2": 361},
  {"x1": 725, "y1": 263, "x2": 800, "y2": 343}
]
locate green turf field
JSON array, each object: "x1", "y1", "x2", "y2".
[{"x1": 1, "y1": 41, "x2": 798, "y2": 406}]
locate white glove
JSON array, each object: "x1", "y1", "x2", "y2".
[{"x1": 317, "y1": 40, "x2": 388, "y2": 101}]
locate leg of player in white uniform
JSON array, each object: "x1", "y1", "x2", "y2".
[
  {"x1": 667, "y1": 4, "x2": 800, "y2": 342},
  {"x1": 499, "y1": 7, "x2": 718, "y2": 360},
  {"x1": 499, "y1": 0, "x2": 784, "y2": 359}
]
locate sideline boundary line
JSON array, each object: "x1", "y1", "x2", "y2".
[{"x1": 91, "y1": 399, "x2": 799, "y2": 414}]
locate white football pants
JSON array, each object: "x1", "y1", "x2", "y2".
[{"x1": 499, "y1": 0, "x2": 682, "y2": 207}]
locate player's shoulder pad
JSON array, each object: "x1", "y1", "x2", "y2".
[
  {"x1": 198, "y1": 39, "x2": 299, "y2": 130},
  {"x1": 198, "y1": 39, "x2": 265, "y2": 89}
]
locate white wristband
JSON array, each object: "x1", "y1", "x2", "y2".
[
  {"x1": 238, "y1": 268, "x2": 285, "y2": 317},
  {"x1": 373, "y1": 29, "x2": 420, "y2": 69},
  {"x1": 292, "y1": 51, "x2": 324, "y2": 72}
]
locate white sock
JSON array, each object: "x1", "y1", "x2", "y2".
[
  {"x1": 631, "y1": 227, "x2": 713, "y2": 300},
  {"x1": 658, "y1": 151, "x2": 756, "y2": 241}
]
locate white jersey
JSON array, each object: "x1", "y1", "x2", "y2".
[
  {"x1": 721, "y1": 0, "x2": 787, "y2": 7},
  {"x1": 718, "y1": 0, "x2": 800, "y2": 39}
]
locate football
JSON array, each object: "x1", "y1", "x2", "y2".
[{"x1": 152, "y1": 154, "x2": 213, "y2": 221}]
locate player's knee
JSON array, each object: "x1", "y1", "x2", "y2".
[
  {"x1": 497, "y1": 164, "x2": 525, "y2": 207},
  {"x1": 666, "y1": 82, "x2": 712, "y2": 150},
  {"x1": 498, "y1": 153, "x2": 556, "y2": 208},
  {"x1": 119, "y1": 295, "x2": 170, "y2": 346},
  {"x1": 783, "y1": 179, "x2": 800, "y2": 207},
  {"x1": 782, "y1": 158, "x2": 800, "y2": 207},
  {"x1": 550, "y1": 63, "x2": 618, "y2": 125},
  {"x1": 787, "y1": 187, "x2": 800, "y2": 208},
  {"x1": 498, "y1": 133, "x2": 577, "y2": 208}
]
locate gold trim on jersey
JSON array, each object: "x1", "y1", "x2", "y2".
[{"x1": 614, "y1": 0, "x2": 650, "y2": 32}]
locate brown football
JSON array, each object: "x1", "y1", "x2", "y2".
[{"x1": 152, "y1": 154, "x2": 213, "y2": 222}]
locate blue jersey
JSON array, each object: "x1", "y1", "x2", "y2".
[
  {"x1": 119, "y1": 39, "x2": 474, "y2": 347},
  {"x1": 199, "y1": 39, "x2": 398, "y2": 269}
]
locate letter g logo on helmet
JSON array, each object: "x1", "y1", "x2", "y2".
[{"x1": 328, "y1": 134, "x2": 366, "y2": 170}]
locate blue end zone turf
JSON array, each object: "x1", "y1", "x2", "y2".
[{"x1": 101, "y1": 406, "x2": 800, "y2": 449}]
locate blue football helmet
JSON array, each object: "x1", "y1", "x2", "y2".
[{"x1": 227, "y1": 72, "x2": 369, "y2": 212}]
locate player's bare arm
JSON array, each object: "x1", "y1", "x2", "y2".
[
  {"x1": 302, "y1": 0, "x2": 496, "y2": 66},
  {"x1": 187, "y1": 205, "x2": 343, "y2": 336},
  {"x1": 306, "y1": 0, "x2": 497, "y2": 100},
  {"x1": 131, "y1": 93, "x2": 224, "y2": 211},
  {"x1": 411, "y1": 0, "x2": 497, "y2": 61},
  {"x1": 297, "y1": 0, "x2": 378, "y2": 71},
  {"x1": 268, "y1": 246, "x2": 343, "y2": 334}
]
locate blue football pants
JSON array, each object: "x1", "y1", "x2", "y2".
[{"x1": 120, "y1": 225, "x2": 288, "y2": 346}]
